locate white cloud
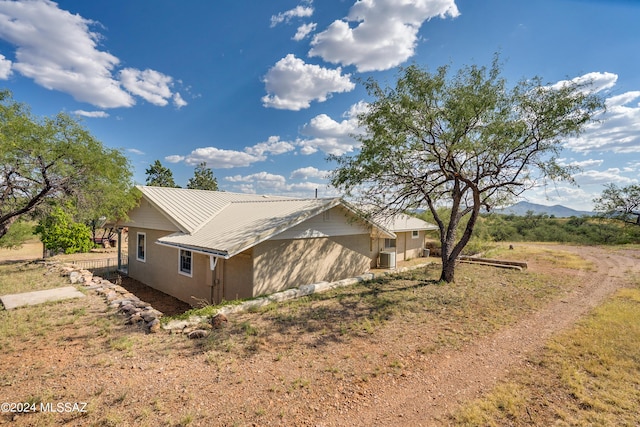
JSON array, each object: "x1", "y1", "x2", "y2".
[
  {"x1": 226, "y1": 172, "x2": 286, "y2": 185},
  {"x1": 120, "y1": 68, "x2": 175, "y2": 107},
  {"x1": 72, "y1": 110, "x2": 109, "y2": 118},
  {"x1": 298, "y1": 101, "x2": 367, "y2": 155},
  {"x1": 224, "y1": 171, "x2": 336, "y2": 198},
  {"x1": 173, "y1": 92, "x2": 188, "y2": 108},
  {"x1": 308, "y1": 0, "x2": 459, "y2": 72},
  {"x1": 0, "y1": 54, "x2": 12, "y2": 79},
  {"x1": 165, "y1": 155, "x2": 185, "y2": 163},
  {"x1": 270, "y1": 4, "x2": 314, "y2": 27},
  {"x1": 293, "y1": 22, "x2": 317, "y2": 41},
  {"x1": 245, "y1": 136, "x2": 296, "y2": 157},
  {"x1": 557, "y1": 158, "x2": 603, "y2": 168},
  {"x1": 551, "y1": 71, "x2": 618, "y2": 94},
  {"x1": 605, "y1": 91, "x2": 640, "y2": 107},
  {"x1": 166, "y1": 137, "x2": 295, "y2": 169},
  {"x1": 572, "y1": 168, "x2": 638, "y2": 185},
  {"x1": 262, "y1": 54, "x2": 354, "y2": 110},
  {"x1": 565, "y1": 87, "x2": 640, "y2": 154},
  {"x1": 168, "y1": 147, "x2": 262, "y2": 168},
  {"x1": 0, "y1": 0, "x2": 183, "y2": 109},
  {"x1": 225, "y1": 172, "x2": 288, "y2": 194},
  {"x1": 127, "y1": 148, "x2": 145, "y2": 155},
  {"x1": 290, "y1": 166, "x2": 329, "y2": 180}
]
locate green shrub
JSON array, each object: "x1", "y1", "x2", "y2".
[{"x1": 36, "y1": 207, "x2": 93, "y2": 254}]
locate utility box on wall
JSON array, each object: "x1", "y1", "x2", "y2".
[{"x1": 379, "y1": 251, "x2": 396, "y2": 269}]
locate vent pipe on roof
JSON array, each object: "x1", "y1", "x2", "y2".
[{"x1": 315, "y1": 188, "x2": 318, "y2": 198}]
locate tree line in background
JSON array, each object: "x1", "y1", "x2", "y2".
[
  {"x1": 145, "y1": 159, "x2": 219, "y2": 190},
  {"x1": 418, "y1": 183, "x2": 640, "y2": 253},
  {"x1": 458, "y1": 210, "x2": 640, "y2": 250}
]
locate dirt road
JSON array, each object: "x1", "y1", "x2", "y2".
[{"x1": 329, "y1": 245, "x2": 640, "y2": 426}]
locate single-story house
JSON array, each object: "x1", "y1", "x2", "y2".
[
  {"x1": 120, "y1": 186, "x2": 399, "y2": 305},
  {"x1": 371, "y1": 213, "x2": 439, "y2": 268}
]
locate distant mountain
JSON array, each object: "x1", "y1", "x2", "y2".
[{"x1": 493, "y1": 201, "x2": 594, "y2": 218}]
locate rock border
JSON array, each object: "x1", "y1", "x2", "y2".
[
  {"x1": 163, "y1": 262, "x2": 431, "y2": 335},
  {"x1": 46, "y1": 262, "x2": 163, "y2": 333}
]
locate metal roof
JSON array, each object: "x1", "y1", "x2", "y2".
[
  {"x1": 383, "y1": 213, "x2": 439, "y2": 232},
  {"x1": 137, "y1": 185, "x2": 293, "y2": 233},
  {"x1": 136, "y1": 186, "x2": 394, "y2": 258}
]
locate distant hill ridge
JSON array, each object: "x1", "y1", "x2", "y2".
[{"x1": 493, "y1": 201, "x2": 594, "y2": 217}]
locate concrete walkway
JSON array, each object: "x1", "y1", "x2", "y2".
[{"x1": 0, "y1": 286, "x2": 85, "y2": 310}]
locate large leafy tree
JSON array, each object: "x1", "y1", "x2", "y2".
[
  {"x1": 593, "y1": 183, "x2": 640, "y2": 226},
  {"x1": 187, "y1": 162, "x2": 219, "y2": 190},
  {"x1": 0, "y1": 90, "x2": 135, "y2": 241},
  {"x1": 145, "y1": 159, "x2": 179, "y2": 187},
  {"x1": 331, "y1": 58, "x2": 603, "y2": 282}
]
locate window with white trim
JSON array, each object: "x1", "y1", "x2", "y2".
[
  {"x1": 412, "y1": 230, "x2": 420, "y2": 239},
  {"x1": 384, "y1": 238, "x2": 396, "y2": 249},
  {"x1": 179, "y1": 249, "x2": 192, "y2": 276},
  {"x1": 137, "y1": 232, "x2": 146, "y2": 262}
]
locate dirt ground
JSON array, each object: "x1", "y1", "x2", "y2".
[{"x1": 1, "y1": 244, "x2": 639, "y2": 426}]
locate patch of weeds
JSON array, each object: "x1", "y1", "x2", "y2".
[
  {"x1": 109, "y1": 336, "x2": 134, "y2": 352},
  {"x1": 338, "y1": 323, "x2": 348, "y2": 335},
  {"x1": 71, "y1": 307, "x2": 86, "y2": 317},
  {"x1": 388, "y1": 359, "x2": 403, "y2": 369},
  {"x1": 417, "y1": 345, "x2": 436, "y2": 355},
  {"x1": 175, "y1": 414, "x2": 194, "y2": 426},
  {"x1": 352, "y1": 317, "x2": 378, "y2": 334},
  {"x1": 163, "y1": 299, "x2": 245, "y2": 322},
  {"x1": 240, "y1": 321, "x2": 259, "y2": 337},
  {"x1": 96, "y1": 413, "x2": 124, "y2": 427},
  {"x1": 111, "y1": 391, "x2": 128, "y2": 405},
  {"x1": 291, "y1": 377, "x2": 310, "y2": 390}
]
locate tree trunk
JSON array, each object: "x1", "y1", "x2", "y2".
[{"x1": 439, "y1": 257, "x2": 456, "y2": 282}]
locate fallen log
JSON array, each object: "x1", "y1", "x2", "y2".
[{"x1": 457, "y1": 256, "x2": 528, "y2": 270}]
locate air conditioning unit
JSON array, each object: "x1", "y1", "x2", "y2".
[{"x1": 379, "y1": 251, "x2": 396, "y2": 269}]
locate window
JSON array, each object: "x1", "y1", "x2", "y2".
[
  {"x1": 323, "y1": 210, "x2": 331, "y2": 222},
  {"x1": 137, "y1": 233, "x2": 146, "y2": 262},
  {"x1": 384, "y1": 238, "x2": 396, "y2": 249},
  {"x1": 412, "y1": 230, "x2": 420, "y2": 239},
  {"x1": 179, "y1": 249, "x2": 192, "y2": 276}
]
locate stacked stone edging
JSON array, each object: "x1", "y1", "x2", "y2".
[
  {"x1": 48, "y1": 262, "x2": 163, "y2": 333},
  {"x1": 163, "y1": 262, "x2": 430, "y2": 334}
]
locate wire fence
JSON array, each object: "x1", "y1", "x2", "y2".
[{"x1": 68, "y1": 252, "x2": 128, "y2": 280}]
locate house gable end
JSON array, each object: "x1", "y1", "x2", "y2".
[
  {"x1": 271, "y1": 205, "x2": 372, "y2": 240},
  {"x1": 122, "y1": 197, "x2": 182, "y2": 232}
]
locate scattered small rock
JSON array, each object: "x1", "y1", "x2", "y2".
[
  {"x1": 188, "y1": 329, "x2": 209, "y2": 339},
  {"x1": 148, "y1": 318, "x2": 161, "y2": 333},
  {"x1": 210, "y1": 313, "x2": 228, "y2": 329}
]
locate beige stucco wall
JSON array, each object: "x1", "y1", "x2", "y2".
[
  {"x1": 397, "y1": 230, "x2": 425, "y2": 261},
  {"x1": 373, "y1": 230, "x2": 426, "y2": 266},
  {"x1": 251, "y1": 234, "x2": 372, "y2": 297},
  {"x1": 221, "y1": 251, "x2": 253, "y2": 301},
  {"x1": 127, "y1": 227, "x2": 212, "y2": 305}
]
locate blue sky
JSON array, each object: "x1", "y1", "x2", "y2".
[{"x1": 0, "y1": 0, "x2": 638, "y2": 211}]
